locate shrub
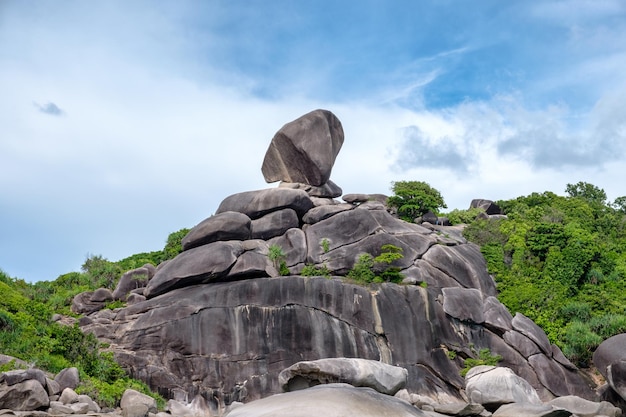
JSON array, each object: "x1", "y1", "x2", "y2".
[
  {"x1": 562, "y1": 321, "x2": 603, "y2": 367},
  {"x1": 301, "y1": 264, "x2": 330, "y2": 277},
  {"x1": 347, "y1": 254, "x2": 376, "y2": 283},
  {"x1": 460, "y1": 348, "x2": 502, "y2": 376},
  {"x1": 268, "y1": 244, "x2": 289, "y2": 276}
]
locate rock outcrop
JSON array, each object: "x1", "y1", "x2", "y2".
[{"x1": 74, "y1": 110, "x2": 599, "y2": 413}]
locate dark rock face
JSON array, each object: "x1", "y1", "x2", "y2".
[
  {"x1": 261, "y1": 109, "x2": 344, "y2": 186},
  {"x1": 594, "y1": 333, "x2": 626, "y2": 402},
  {"x1": 182, "y1": 211, "x2": 251, "y2": 251}
]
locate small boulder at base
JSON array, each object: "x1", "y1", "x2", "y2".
[
  {"x1": 120, "y1": 389, "x2": 157, "y2": 414},
  {"x1": 225, "y1": 383, "x2": 426, "y2": 417},
  {"x1": 465, "y1": 366, "x2": 542, "y2": 408},
  {"x1": 278, "y1": 358, "x2": 407, "y2": 395},
  {"x1": 262, "y1": 109, "x2": 344, "y2": 186},
  {"x1": 548, "y1": 395, "x2": 621, "y2": 417},
  {"x1": 492, "y1": 403, "x2": 572, "y2": 417},
  {"x1": 54, "y1": 367, "x2": 79, "y2": 392}
]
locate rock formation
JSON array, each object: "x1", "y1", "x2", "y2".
[{"x1": 74, "y1": 110, "x2": 602, "y2": 413}]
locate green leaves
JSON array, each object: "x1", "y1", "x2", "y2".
[{"x1": 387, "y1": 181, "x2": 447, "y2": 221}]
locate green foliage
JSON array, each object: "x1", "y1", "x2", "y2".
[
  {"x1": 162, "y1": 228, "x2": 190, "y2": 261},
  {"x1": 268, "y1": 244, "x2": 289, "y2": 276},
  {"x1": 347, "y1": 254, "x2": 376, "y2": 283},
  {"x1": 445, "y1": 207, "x2": 486, "y2": 225},
  {"x1": 77, "y1": 376, "x2": 165, "y2": 409},
  {"x1": 463, "y1": 184, "x2": 626, "y2": 366},
  {"x1": 387, "y1": 181, "x2": 447, "y2": 221},
  {"x1": 301, "y1": 264, "x2": 330, "y2": 277},
  {"x1": 460, "y1": 348, "x2": 502, "y2": 377},
  {"x1": 347, "y1": 245, "x2": 405, "y2": 284},
  {"x1": 321, "y1": 238, "x2": 330, "y2": 253}
]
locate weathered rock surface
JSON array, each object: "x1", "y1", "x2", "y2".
[
  {"x1": 465, "y1": 366, "x2": 542, "y2": 408},
  {"x1": 112, "y1": 265, "x2": 155, "y2": 301},
  {"x1": 261, "y1": 109, "x2": 344, "y2": 186},
  {"x1": 0, "y1": 379, "x2": 49, "y2": 411},
  {"x1": 120, "y1": 389, "x2": 157, "y2": 414},
  {"x1": 548, "y1": 395, "x2": 622, "y2": 417},
  {"x1": 278, "y1": 358, "x2": 407, "y2": 395},
  {"x1": 470, "y1": 199, "x2": 503, "y2": 215},
  {"x1": 72, "y1": 109, "x2": 600, "y2": 413},
  {"x1": 224, "y1": 383, "x2": 426, "y2": 417},
  {"x1": 594, "y1": 333, "x2": 626, "y2": 402},
  {"x1": 492, "y1": 402, "x2": 572, "y2": 417},
  {"x1": 182, "y1": 212, "x2": 251, "y2": 251}
]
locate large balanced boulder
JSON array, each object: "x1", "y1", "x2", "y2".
[
  {"x1": 225, "y1": 383, "x2": 426, "y2": 417},
  {"x1": 261, "y1": 109, "x2": 344, "y2": 186}
]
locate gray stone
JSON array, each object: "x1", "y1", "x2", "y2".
[
  {"x1": 278, "y1": 358, "x2": 407, "y2": 395},
  {"x1": 144, "y1": 241, "x2": 245, "y2": 298},
  {"x1": 607, "y1": 360, "x2": 626, "y2": 402},
  {"x1": 433, "y1": 402, "x2": 485, "y2": 416},
  {"x1": 120, "y1": 389, "x2": 157, "y2": 413},
  {"x1": 470, "y1": 199, "x2": 502, "y2": 215},
  {"x1": 225, "y1": 383, "x2": 426, "y2": 417},
  {"x1": 59, "y1": 387, "x2": 79, "y2": 404},
  {"x1": 302, "y1": 204, "x2": 353, "y2": 225},
  {"x1": 528, "y1": 353, "x2": 595, "y2": 399},
  {"x1": 127, "y1": 292, "x2": 147, "y2": 305},
  {"x1": 69, "y1": 402, "x2": 89, "y2": 414},
  {"x1": 54, "y1": 367, "x2": 79, "y2": 392},
  {"x1": 44, "y1": 377, "x2": 60, "y2": 397},
  {"x1": 112, "y1": 266, "x2": 153, "y2": 301},
  {"x1": 91, "y1": 287, "x2": 114, "y2": 302},
  {"x1": 0, "y1": 379, "x2": 49, "y2": 411},
  {"x1": 216, "y1": 188, "x2": 314, "y2": 220},
  {"x1": 465, "y1": 366, "x2": 542, "y2": 407},
  {"x1": 262, "y1": 109, "x2": 344, "y2": 186},
  {"x1": 228, "y1": 240, "x2": 274, "y2": 279},
  {"x1": 48, "y1": 401, "x2": 74, "y2": 415},
  {"x1": 267, "y1": 228, "x2": 307, "y2": 267},
  {"x1": 123, "y1": 403, "x2": 149, "y2": 417},
  {"x1": 504, "y1": 331, "x2": 542, "y2": 358},
  {"x1": 483, "y1": 296, "x2": 513, "y2": 334},
  {"x1": 492, "y1": 403, "x2": 572, "y2": 417},
  {"x1": 512, "y1": 313, "x2": 552, "y2": 355},
  {"x1": 279, "y1": 181, "x2": 343, "y2": 198},
  {"x1": 71, "y1": 291, "x2": 105, "y2": 314},
  {"x1": 548, "y1": 395, "x2": 621, "y2": 417},
  {"x1": 593, "y1": 333, "x2": 626, "y2": 380},
  {"x1": 551, "y1": 344, "x2": 577, "y2": 371},
  {"x1": 1, "y1": 369, "x2": 47, "y2": 388},
  {"x1": 181, "y1": 211, "x2": 251, "y2": 251},
  {"x1": 251, "y1": 209, "x2": 299, "y2": 240},
  {"x1": 77, "y1": 394, "x2": 100, "y2": 412},
  {"x1": 442, "y1": 287, "x2": 484, "y2": 323},
  {"x1": 421, "y1": 244, "x2": 497, "y2": 296}
]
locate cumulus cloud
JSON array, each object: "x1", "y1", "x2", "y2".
[{"x1": 34, "y1": 101, "x2": 64, "y2": 116}]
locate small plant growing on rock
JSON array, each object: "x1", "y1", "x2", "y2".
[
  {"x1": 301, "y1": 264, "x2": 331, "y2": 277},
  {"x1": 268, "y1": 244, "x2": 289, "y2": 276},
  {"x1": 347, "y1": 244, "x2": 405, "y2": 284},
  {"x1": 321, "y1": 238, "x2": 330, "y2": 253},
  {"x1": 460, "y1": 348, "x2": 502, "y2": 377}
]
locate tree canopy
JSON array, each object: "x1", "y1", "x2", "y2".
[{"x1": 387, "y1": 180, "x2": 447, "y2": 221}]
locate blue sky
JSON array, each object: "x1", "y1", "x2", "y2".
[{"x1": 1, "y1": 1, "x2": 625, "y2": 282}]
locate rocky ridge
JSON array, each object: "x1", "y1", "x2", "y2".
[{"x1": 63, "y1": 110, "x2": 623, "y2": 416}]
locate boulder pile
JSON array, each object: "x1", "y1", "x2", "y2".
[{"x1": 66, "y1": 110, "x2": 620, "y2": 415}]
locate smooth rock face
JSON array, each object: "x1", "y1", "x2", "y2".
[
  {"x1": 120, "y1": 388, "x2": 157, "y2": 413},
  {"x1": 182, "y1": 212, "x2": 251, "y2": 251},
  {"x1": 465, "y1": 366, "x2": 542, "y2": 408},
  {"x1": 144, "y1": 241, "x2": 245, "y2": 298},
  {"x1": 251, "y1": 209, "x2": 299, "y2": 240},
  {"x1": 492, "y1": 402, "x2": 572, "y2": 417},
  {"x1": 0, "y1": 379, "x2": 49, "y2": 411},
  {"x1": 593, "y1": 333, "x2": 626, "y2": 380},
  {"x1": 608, "y1": 360, "x2": 626, "y2": 402},
  {"x1": 512, "y1": 313, "x2": 552, "y2": 355},
  {"x1": 278, "y1": 358, "x2": 407, "y2": 395},
  {"x1": 442, "y1": 287, "x2": 484, "y2": 323},
  {"x1": 53, "y1": 367, "x2": 79, "y2": 392},
  {"x1": 548, "y1": 395, "x2": 621, "y2": 417},
  {"x1": 112, "y1": 266, "x2": 153, "y2": 301},
  {"x1": 262, "y1": 109, "x2": 344, "y2": 186},
  {"x1": 225, "y1": 383, "x2": 426, "y2": 417},
  {"x1": 216, "y1": 189, "x2": 314, "y2": 220}
]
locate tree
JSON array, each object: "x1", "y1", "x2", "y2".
[
  {"x1": 565, "y1": 182, "x2": 607, "y2": 207},
  {"x1": 387, "y1": 181, "x2": 447, "y2": 221}
]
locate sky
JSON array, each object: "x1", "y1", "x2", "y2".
[{"x1": 1, "y1": 1, "x2": 625, "y2": 283}]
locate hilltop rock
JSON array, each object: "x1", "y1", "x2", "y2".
[{"x1": 261, "y1": 109, "x2": 344, "y2": 186}]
